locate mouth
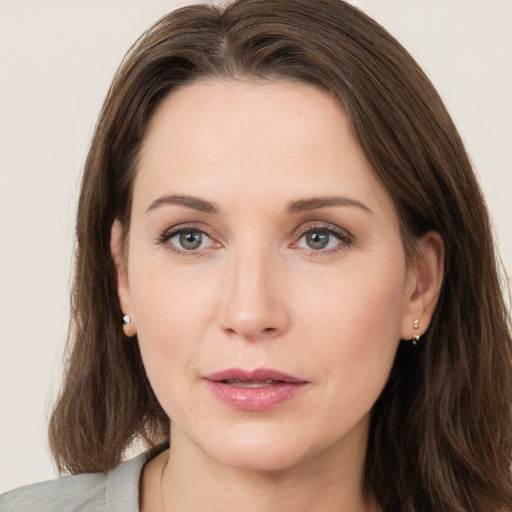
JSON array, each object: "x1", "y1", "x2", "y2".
[
  {"x1": 205, "y1": 367, "x2": 306, "y2": 383},
  {"x1": 223, "y1": 379, "x2": 278, "y2": 388},
  {"x1": 203, "y1": 368, "x2": 309, "y2": 411}
]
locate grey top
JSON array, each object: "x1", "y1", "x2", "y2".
[{"x1": 0, "y1": 450, "x2": 155, "y2": 512}]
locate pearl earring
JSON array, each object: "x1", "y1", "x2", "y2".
[
  {"x1": 122, "y1": 314, "x2": 136, "y2": 337},
  {"x1": 412, "y1": 318, "x2": 421, "y2": 345}
]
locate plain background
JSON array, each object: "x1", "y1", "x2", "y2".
[{"x1": 1, "y1": 0, "x2": 511, "y2": 493}]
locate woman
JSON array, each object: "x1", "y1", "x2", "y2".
[{"x1": 2, "y1": 0, "x2": 511, "y2": 511}]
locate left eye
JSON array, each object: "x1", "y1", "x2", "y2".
[
  {"x1": 168, "y1": 229, "x2": 211, "y2": 251},
  {"x1": 296, "y1": 228, "x2": 346, "y2": 251}
]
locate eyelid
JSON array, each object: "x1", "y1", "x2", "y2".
[{"x1": 294, "y1": 222, "x2": 354, "y2": 241}]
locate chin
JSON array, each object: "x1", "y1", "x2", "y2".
[
  {"x1": 212, "y1": 442, "x2": 309, "y2": 473},
  {"x1": 201, "y1": 423, "x2": 318, "y2": 472}
]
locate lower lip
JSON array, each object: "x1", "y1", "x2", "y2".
[{"x1": 205, "y1": 380, "x2": 308, "y2": 411}]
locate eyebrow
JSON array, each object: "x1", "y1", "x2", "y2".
[
  {"x1": 286, "y1": 196, "x2": 373, "y2": 215},
  {"x1": 146, "y1": 195, "x2": 219, "y2": 214}
]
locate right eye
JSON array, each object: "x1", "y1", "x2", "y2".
[{"x1": 158, "y1": 227, "x2": 217, "y2": 254}]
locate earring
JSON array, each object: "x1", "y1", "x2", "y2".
[
  {"x1": 411, "y1": 318, "x2": 421, "y2": 345},
  {"x1": 122, "y1": 314, "x2": 136, "y2": 337}
]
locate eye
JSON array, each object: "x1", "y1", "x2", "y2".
[
  {"x1": 294, "y1": 225, "x2": 353, "y2": 253},
  {"x1": 157, "y1": 226, "x2": 217, "y2": 253},
  {"x1": 173, "y1": 229, "x2": 208, "y2": 250}
]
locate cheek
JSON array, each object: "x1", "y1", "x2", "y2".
[
  {"x1": 299, "y1": 263, "x2": 406, "y2": 403},
  {"x1": 131, "y1": 259, "x2": 217, "y2": 332},
  {"x1": 128, "y1": 267, "x2": 218, "y2": 392},
  {"x1": 303, "y1": 260, "x2": 406, "y2": 342}
]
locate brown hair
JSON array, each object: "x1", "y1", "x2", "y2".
[{"x1": 49, "y1": 1, "x2": 512, "y2": 510}]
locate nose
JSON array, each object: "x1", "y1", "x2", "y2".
[{"x1": 218, "y1": 250, "x2": 291, "y2": 342}]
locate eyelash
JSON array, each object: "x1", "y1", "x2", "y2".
[{"x1": 155, "y1": 223, "x2": 354, "y2": 256}]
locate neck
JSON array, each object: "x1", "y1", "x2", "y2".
[{"x1": 150, "y1": 424, "x2": 379, "y2": 512}]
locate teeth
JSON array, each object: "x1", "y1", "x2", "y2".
[{"x1": 225, "y1": 379, "x2": 276, "y2": 388}]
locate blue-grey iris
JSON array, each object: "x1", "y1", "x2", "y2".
[
  {"x1": 306, "y1": 231, "x2": 329, "y2": 250},
  {"x1": 180, "y1": 230, "x2": 203, "y2": 250}
]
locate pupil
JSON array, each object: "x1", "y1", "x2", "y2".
[
  {"x1": 180, "y1": 231, "x2": 202, "y2": 250},
  {"x1": 306, "y1": 231, "x2": 329, "y2": 250}
]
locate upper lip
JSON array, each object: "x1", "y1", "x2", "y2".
[{"x1": 204, "y1": 367, "x2": 307, "y2": 383}]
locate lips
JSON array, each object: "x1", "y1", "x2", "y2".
[{"x1": 203, "y1": 368, "x2": 308, "y2": 411}]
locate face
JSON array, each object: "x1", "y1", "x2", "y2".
[{"x1": 114, "y1": 79, "x2": 423, "y2": 473}]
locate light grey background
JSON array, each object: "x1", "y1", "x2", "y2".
[{"x1": 1, "y1": 0, "x2": 511, "y2": 493}]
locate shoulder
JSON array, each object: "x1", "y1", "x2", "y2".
[
  {"x1": 0, "y1": 471, "x2": 106, "y2": 512},
  {"x1": 0, "y1": 450, "x2": 153, "y2": 512}
]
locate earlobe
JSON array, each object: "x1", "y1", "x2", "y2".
[
  {"x1": 400, "y1": 231, "x2": 445, "y2": 342},
  {"x1": 111, "y1": 219, "x2": 137, "y2": 337}
]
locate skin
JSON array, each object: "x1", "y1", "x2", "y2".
[{"x1": 111, "y1": 79, "x2": 444, "y2": 511}]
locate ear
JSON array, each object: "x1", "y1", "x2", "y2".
[
  {"x1": 110, "y1": 219, "x2": 137, "y2": 337},
  {"x1": 400, "y1": 231, "x2": 444, "y2": 341}
]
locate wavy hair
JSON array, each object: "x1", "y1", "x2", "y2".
[{"x1": 48, "y1": 1, "x2": 512, "y2": 510}]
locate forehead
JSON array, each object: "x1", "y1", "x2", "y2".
[
  {"x1": 134, "y1": 79, "x2": 395, "y2": 219},
  {"x1": 142, "y1": 79, "x2": 353, "y2": 161}
]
